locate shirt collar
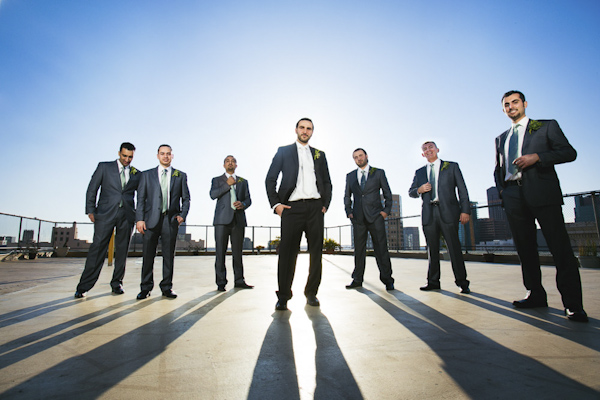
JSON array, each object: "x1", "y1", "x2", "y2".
[
  {"x1": 117, "y1": 160, "x2": 128, "y2": 171},
  {"x1": 358, "y1": 164, "x2": 370, "y2": 173},
  {"x1": 295, "y1": 141, "x2": 310, "y2": 152},
  {"x1": 511, "y1": 116, "x2": 529, "y2": 131}
]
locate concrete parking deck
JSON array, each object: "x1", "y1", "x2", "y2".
[{"x1": 0, "y1": 255, "x2": 599, "y2": 399}]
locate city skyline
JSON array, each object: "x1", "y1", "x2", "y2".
[{"x1": 1, "y1": 1, "x2": 599, "y2": 231}]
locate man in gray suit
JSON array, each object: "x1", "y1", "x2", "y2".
[
  {"x1": 409, "y1": 141, "x2": 471, "y2": 293},
  {"x1": 75, "y1": 142, "x2": 140, "y2": 298},
  {"x1": 344, "y1": 148, "x2": 395, "y2": 290},
  {"x1": 136, "y1": 144, "x2": 190, "y2": 300},
  {"x1": 210, "y1": 155, "x2": 253, "y2": 291}
]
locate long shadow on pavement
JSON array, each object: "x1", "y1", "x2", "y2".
[
  {"x1": 359, "y1": 288, "x2": 599, "y2": 399},
  {"x1": 0, "y1": 290, "x2": 236, "y2": 399}
]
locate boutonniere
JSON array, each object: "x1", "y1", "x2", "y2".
[
  {"x1": 441, "y1": 161, "x2": 450, "y2": 171},
  {"x1": 528, "y1": 119, "x2": 543, "y2": 134},
  {"x1": 237, "y1": 177, "x2": 244, "y2": 183},
  {"x1": 130, "y1": 167, "x2": 138, "y2": 175},
  {"x1": 313, "y1": 149, "x2": 321, "y2": 160},
  {"x1": 172, "y1": 169, "x2": 180, "y2": 177},
  {"x1": 369, "y1": 166, "x2": 377, "y2": 175}
]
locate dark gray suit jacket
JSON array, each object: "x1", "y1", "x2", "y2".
[
  {"x1": 136, "y1": 167, "x2": 191, "y2": 230},
  {"x1": 494, "y1": 119, "x2": 576, "y2": 207},
  {"x1": 265, "y1": 143, "x2": 332, "y2": 210},
  {"x1": 344, "y1": 167, "x2": 392, "y2": 224},
  {"x1": 210, "y1": 174, "x2": 251, "y2": 226},
  {"x1": 86, "y1": 161, "x2": 140, "y2": 224},
  {"x1": 409, "y1": 160, "x2": 470, "y2": 226}
]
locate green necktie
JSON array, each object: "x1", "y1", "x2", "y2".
[
  {"x1": 230, "y1": 181, "x2": 237, "y2": 210},
  {"x1": 429, "y1": 164, "x2": 436, "y2": 200},
  {"x1": 508, "y1": 124, "x2": 520, "y2": 176},
  {"x1": 120, "y1": 168, "x2": 126, "y2": 189},
  {"x1": 160, "y1": 169, "x2": 168, "y2": 213}
]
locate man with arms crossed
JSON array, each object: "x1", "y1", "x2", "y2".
[
  {"x1": 75, "y1": 142, "x2": 140, "y2": 298},
  {"x1": 266, "y1": 118, "x2": 332, "y2": 311},
  {"x1": 136, "y1": 144, "x2": 190, "y2": 300},
  {"x1": 344, "y1": 148, "x2": 395, "y2": 290},
  {"x1": 495, "y1": 90, "x2": 587, "y2": 322},
  {"x1": 210, "y1": 155, "x2": 253, "y2": 291}
]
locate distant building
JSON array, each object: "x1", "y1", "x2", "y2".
[
  {"x1": 52, "y1": 223, "x2": 90, "y2": 250},
  {"x1": 22, "y1": 229, "x2": 34, "y2": 243},
  {"x1": 362, "y1": 194, "x2": 403, "y2": 251},
  {"x1": 403, "y1": 227, "x2": 420, "y2": 250},
  {"x1": 574, "y1": 193, "x2": 600, "y2": 223},
  {"x1": 243, "y1": 237, "x2": 253, "y2": 250},
  {"x1": 0, "y1": 236, "x2": 15, "y2": 246}
]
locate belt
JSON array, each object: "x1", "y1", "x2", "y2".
[
  {"x1": 290, "y1": 198, "x2": 320, "y2": 203},
  {"x1": 505, "y1": 179, "x2": 523, "y2": 187},
  {"x1": 430, "y1": 201, "x2": 440, "y2": 206}
]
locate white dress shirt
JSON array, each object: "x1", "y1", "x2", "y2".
[
  {"x1": 117, "y1": 160, "x2": 130, "y2": 184},
  {"x1": 426, "y1": 158, "x2": 441, "y2": 202},
  {"x1": 158, "y1": 166, "x2": 172, "y2": 205},
  {"x1": 289, "y1": 141, "x2": 321, "y2": 202},
  {"x1": 357, "y1": 164, "x2": 370, "y2": 184},
  {"x1": 504, "y1": 116, "x2": 529, "y2": 181}
]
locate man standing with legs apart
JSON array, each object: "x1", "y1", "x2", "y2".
[
  {"x1": 409, "y1": 141, "x2": 471, "y2": 294},
  {"x1": 136, "y1": 144, "x2": 190, "y2": 300},
  {"x1": 75, "y1": 142, "x2": 140, "y2": 298},
  {"x1": 210, "y1": 155, "x2": 253, "y2": 291},
  {"x1": 495, "y1": 90, "x2": 587, "y2": 322},
  {"x1": 266, "y1": 118, "x2": 332, "y2": 311},
  {"x1": 344, "y1": 148, "x2": 395, "y2": 290}
]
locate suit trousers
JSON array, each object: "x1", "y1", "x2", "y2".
[
  {"x1": 423, "y1": 205, "x2": 468, "y2": 287},
  {"x1": 351, "y1": 216, "x2": 394, "y2": 285},
  {"x1": 277, "y1": 199, "x2": 324, "y2": 301},
  {"x1": 77, "y1": 207, "x2": 133, "y2": 292},
  {"x1": 140, "y1": 213, "x2": 178, "y2": 292},
  {"x1": 502, "y1": 185, "x2": 583, "y2": 309},
  {"x1": 214, "y1": 219, "x2": 245, "y2": 286}
]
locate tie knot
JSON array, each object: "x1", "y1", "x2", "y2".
[{"x1": 162, "y1": 169, "x2": 167, "y2": 175}]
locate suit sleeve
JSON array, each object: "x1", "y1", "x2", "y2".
[
  {"x1": 408, "y1": 171, "x2": 421, "y2": 199},
  {"x1": 136, "y1": 171, "x2": 147, "y2": 222},
  {"x1": 265, "y1": 148, "x2": 284, "y2": 208},
  {"x1": 535, "y1": 120, "x2": 577, "y2": 167},
  {"x1": 320, "y1": 152, "x2": 333, "y2": 210},
  {"x1": 180, "y1": 173, "x2": 191, "y2": 220},
  {"x1": 85, "y1": 163, "x2": 103, "y2": 215},
  {"x1": 344, "y1": 173, "x2": 353, "y2": 217},
  {"x1": 380, "y1": 170, "x2": 393, "y2": 215},
  {"x1": 210, "y1": 177, "x2": 229, "y2": 200},
  {"x1": 454, "y1": 163, "x2": 471, "y2": 215},
  {"x1": 242, "y1": 181, "x2": 252, "y2": 209}
]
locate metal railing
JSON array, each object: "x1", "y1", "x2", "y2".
[{"x1": 1, "y1": 190, "x2": 598, "y2": 256}]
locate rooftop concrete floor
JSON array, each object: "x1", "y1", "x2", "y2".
[{"x1": 0, "y1": 255, "x2": 598, "y2": 400}]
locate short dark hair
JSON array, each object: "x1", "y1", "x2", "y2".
[
  {"x1": 353, "y1": 148, "x2": 367, "y2": 156},
  {"x1": 224, "y1": 155, "x2": 236, "y2": 163},
  {"x1": 502, "y1": 90, "x2": 526, "y2": 104},
  {"x1": 120, "y1": 142, "x2": 135, "y2": 152},
  {"x1": 157, "y1": 144, "x2": 172, "y2": 152},
  {"x1": 422, "y1": 141, "x2": 437, "y2": 148},
  {"x1": 296, "y1": 118, "x2": 314, "y2": 129}
]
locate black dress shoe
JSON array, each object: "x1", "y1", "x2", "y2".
[
  {"x1": 112, "y1": 287, "x2": 125, "y2": 295},
  {"x1": 217, "y1": 285, "x2": 226, "y2": 292},
  {"x1": 460, "y1": 286, "x2": 471, "y2": 294},
  {"x1": 162, "y1": 290, "x2": 178, "y2": 298},
  {"x1": 306, "y1": 296, "x2": 320, "y2": 307},
  {"x1": 137, "y1": 290, "x2": 151, "y2": 300},
  {"x1": 385, "y1": 283, "x2": 395, "y2": 291},
  {"x1": 234, "y1": 282, "x2": 254, "y2": 289},
  {"x1": 275, "y1": 300, "x2": 288, "y2": 311},
  {"x1": 420, "y1": 284, "x2": 440, "y2": 291},
  {"x1": 346, "y1": 281, "x2": 362, "y2": 289},
  {"x1": 512, "y1": 298, "x2": 547, "y2": 308},
  {"x1": 565, "y1": 308, "x2": 589, "y2": 323},
  {"x1": 74, "y1": 291, "x2": 86, "y2": 299}
]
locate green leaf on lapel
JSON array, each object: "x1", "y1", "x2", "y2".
[{"x1": 528, "y1": 119, "x2": 543, "y2": 134}]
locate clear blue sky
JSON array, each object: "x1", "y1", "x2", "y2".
[{"x1": 1, "y1": 0, "x2": 599, "y2": 232}]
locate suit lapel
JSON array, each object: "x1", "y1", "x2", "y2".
[
  {"x1": 522, "y1": 120, "x2": 533, "y2": 154},
  {"x1": 111, "y1": 161, "x2": 122, "y2": 190},
  {"x1": 498, "y1": 129, "x2": 510, "y2": 167}
]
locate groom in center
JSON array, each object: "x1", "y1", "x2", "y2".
[{"x1": 266, "y1": 118, "x2": 332, "y2": 311}]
